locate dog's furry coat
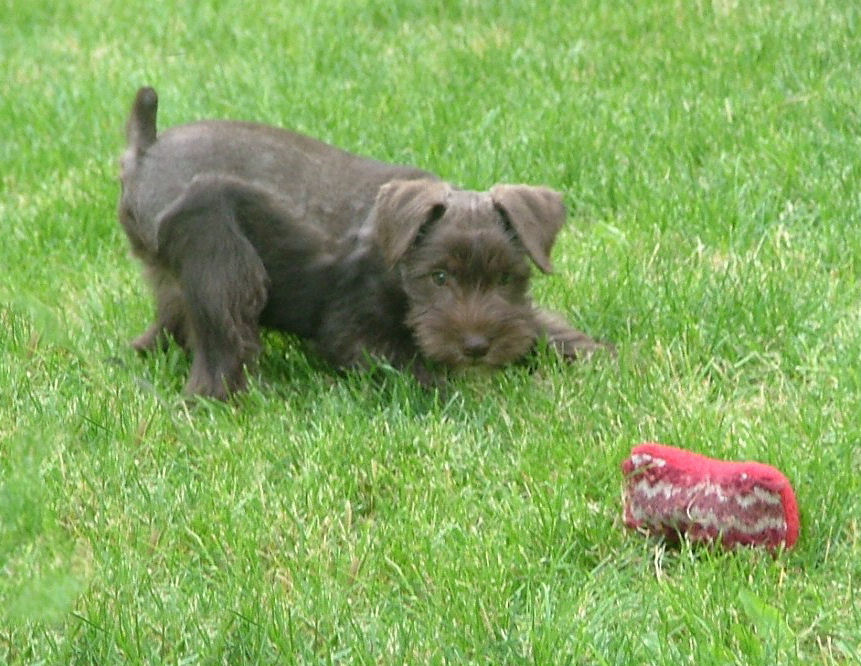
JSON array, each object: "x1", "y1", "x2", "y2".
[{"x1": 118, "y1": 87, "x2": 607, "y2": 398}]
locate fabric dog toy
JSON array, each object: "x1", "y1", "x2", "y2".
[{"x1": 621, "y1": 443, "x2": 799, "y2": 549}]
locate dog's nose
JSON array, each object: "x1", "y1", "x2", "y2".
[{"x1": 462, "y1": 334, "x2": 490, "y2": 359}]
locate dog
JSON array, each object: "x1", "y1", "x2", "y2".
[{"x1": 117, "y1": 86, "x2": 609, "y2": 399}]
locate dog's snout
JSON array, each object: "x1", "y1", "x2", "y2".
[{"x1": 462, "y1": 334, "x2": 490, "y2": 359}]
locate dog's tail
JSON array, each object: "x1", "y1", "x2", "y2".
[{"x1": 125, "y1": 86, "x2": 158, "y2": 158}]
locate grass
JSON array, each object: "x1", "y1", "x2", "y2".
[{"x1": 2, "y1": 0, "x2": 861, "y2": 662}]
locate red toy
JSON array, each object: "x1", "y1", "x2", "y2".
[{"x1": 621, "y1": 443, "x2": 799, "y2": 550}]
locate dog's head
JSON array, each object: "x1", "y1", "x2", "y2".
[{"x1": 365, "y1": 178, "x2": 566, "y2": 367}]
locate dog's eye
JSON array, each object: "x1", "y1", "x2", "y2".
[
  {"x1": 499, "y1": 272, "x2": 512, "y2": 286},
  {"x1": 430, "y1": 270, "x2": 448, "y2": 286}
]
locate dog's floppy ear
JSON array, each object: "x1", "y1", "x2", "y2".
[
  {"x1": 370, "y1": 179, "x2": 451, "y2": 267},
  {"x1": 490, "y1": 185, "x2": 566, "y2": 273}
]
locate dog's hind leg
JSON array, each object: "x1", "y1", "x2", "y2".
[
  {"x1": 131, "y1": 266, "x2": 189, "y2": 353},
  {"x1": 156, "y1": 182, "x2": 270, "y2": 399}
]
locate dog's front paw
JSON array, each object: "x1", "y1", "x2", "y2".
[
  {"x1": 548, "y1": 330, "x2": 615, "y2": 360},
  {"x1": 534, "y1": 308, "x2": 615, "y2": 361}
]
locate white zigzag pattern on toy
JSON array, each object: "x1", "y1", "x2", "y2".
[{"x1": 630, "y1": 479, "x2": 787, "y2": 535}]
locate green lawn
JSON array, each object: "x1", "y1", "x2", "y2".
[{"x1": 3, "y1": 0, "x2": 860, "y2": 662}]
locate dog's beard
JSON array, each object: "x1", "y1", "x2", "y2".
[{"x1": 406, "y1": 299, "x2": 537, "y2": 368}]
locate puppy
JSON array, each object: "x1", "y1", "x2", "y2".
[{"x1": 118, "y1": 87, "x2": 608, "y2": 398}]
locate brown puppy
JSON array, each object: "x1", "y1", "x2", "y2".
[{"x1": 118, "y1": 87, "x2": 608, "y2": 398}]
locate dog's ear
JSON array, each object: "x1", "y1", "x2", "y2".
[
  {"x1": 490, "y1": 185, "x2": 566, "y2": 273},
  {"x1": 370, "y1": 179, "x2": 451, "y2": 267}
]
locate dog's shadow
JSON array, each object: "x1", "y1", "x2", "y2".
[
  {"x1": 117, "y1": 329, "x2": 602, "y2": 419},
  {"x1": 255, "y1": 332, "x2": 444, "y2": 414},
  {"x1": 257, "y1": 331, "x2": 555, "y2": 421}
]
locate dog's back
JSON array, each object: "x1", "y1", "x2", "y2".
[{"x1": 118, "y1": 87, "x2": 431, "y2": 253}]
